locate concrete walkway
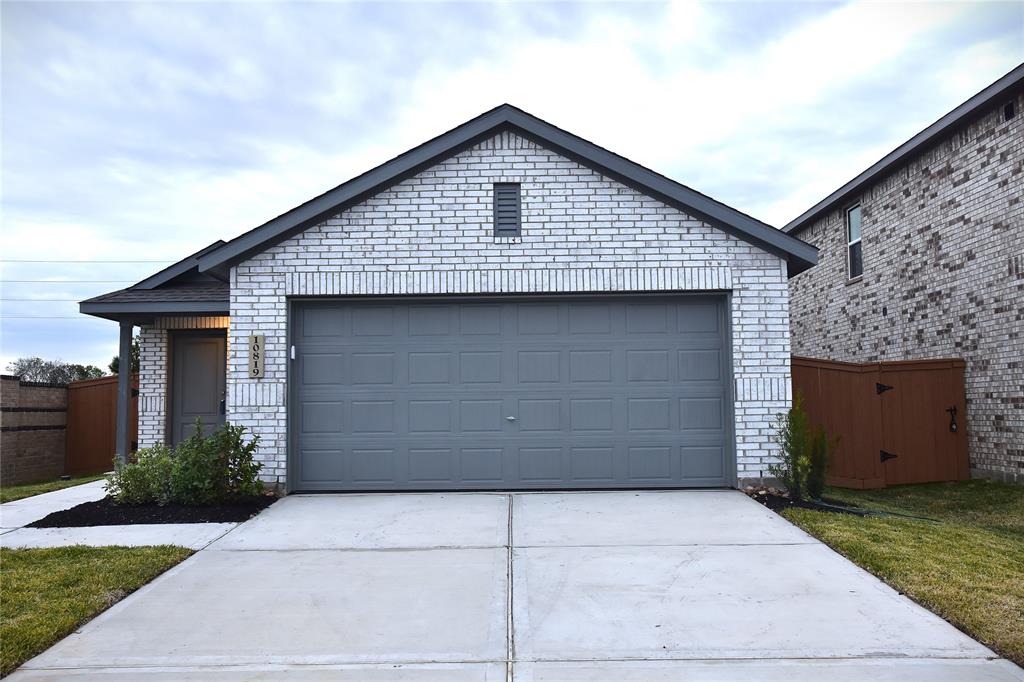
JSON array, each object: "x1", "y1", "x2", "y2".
[
  {"x1": 0, "y1": 480, "x2": 238, "y2": 550},
  {"x1": 11, "y1": 490, "x2": 1024, "y2": 680},
  {"x1": 0, "y1": 480, "x2": 107, "y2": 531}
]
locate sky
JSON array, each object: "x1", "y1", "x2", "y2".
[{"x1": 1, "y1": 1, "x2": 1022, "y2": 371}]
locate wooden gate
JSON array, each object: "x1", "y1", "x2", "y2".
[
  {"x1": 65, "y1": 374, "x2": 138, "y2": 475},
  {"x1": 792, "y1": 357, "x2": 968, "y2": 489}
]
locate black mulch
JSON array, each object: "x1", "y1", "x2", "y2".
[
  {"x1": 28, "y1": 494, "x2": 278, "y2": 528},
  {"x1": 748, "y1": 492, "x2": 866, "y2": 516}
]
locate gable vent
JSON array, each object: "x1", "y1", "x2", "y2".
[{"x1": 493, "y1": 183, "x2": 522, "y2": 238}]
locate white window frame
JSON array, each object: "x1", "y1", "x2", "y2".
[{"x1": 846, "y1": 203, "x2": 863, "y2": 280}]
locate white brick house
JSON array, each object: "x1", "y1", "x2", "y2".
[{"x1": 82, "y1": 105, "x2": 816, "y2": 492}]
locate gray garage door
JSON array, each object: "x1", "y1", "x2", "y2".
[{"x1": 291, "y1": 295, "x2": 732, "y2": 491}]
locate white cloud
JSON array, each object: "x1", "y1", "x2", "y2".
[{"x1": 1, "y1": 0, "x2": 1021, "y2": 368}]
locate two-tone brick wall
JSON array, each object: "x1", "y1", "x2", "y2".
[
  {"x1": 1, "y1": 375, "x2": 67, "y2": 485},
  {"x1": 228, "y1": 131, "x2": 793, "y2": 488},
  {"x1": 790, "y1": 91, "x2": 1024, "y2": 483}
]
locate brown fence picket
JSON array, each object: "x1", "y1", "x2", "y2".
[
  {"x1": 65, "y1": 374, "x2": 138, "y2": 476},
  {"x1": 792, "y1": 357, "x2": 968, "y2": 489}
]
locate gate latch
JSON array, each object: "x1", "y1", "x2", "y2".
[
  {"x1": 876, "y1": 383, "x2": 895, "y2": 394},
  {"x1": 880, "y1": 450, "x2": 898, "y2": 463},
  {"x1": 946, "y1": 405, "x2": 958, "y2": 433}
]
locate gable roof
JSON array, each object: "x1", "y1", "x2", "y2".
[
  {"x1": 784, "y1": 63, "x2": 1024, "y2": 236},
  {"x1": 195, "y1": 104, "x2": 817, "y2": 277}
]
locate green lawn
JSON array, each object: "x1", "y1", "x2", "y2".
[
  {"x1": 0, "y1": 545, "x2": 191, "y2": 675},
  {"x1": 0, "y1": 475, "x2": 106, "y2": 504},
  {"x1": 785, "y1": 480, "x2": 1024, "y2": 666}
]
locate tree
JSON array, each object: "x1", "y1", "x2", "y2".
[
  {"x1": 6, "y1": 357, "x2": 106, "y2": 383},
  {"x1": 109, "y1": 335, "x2": 141, "y2": 375}
]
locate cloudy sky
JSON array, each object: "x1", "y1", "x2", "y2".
[{"x1": 1, "y1": 1, "x2": 1021, "y2": 371}]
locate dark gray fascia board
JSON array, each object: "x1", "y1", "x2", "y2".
[
  {"x1": 79, "y1": 300, "x2": 228, "y2": 322},
  {"x1": 784, "y1": 63, "x2": 1024, "y2": 235},
  {"x1": 133, "y1": 240, "x2": 227, "y2": 289},
  {"x1": 197, "y1": 104, "x2": 818, "y2": 278}
]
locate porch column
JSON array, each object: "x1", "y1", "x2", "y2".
[{"x1": 115, "y1": 319, "x2": 133, "y2": 465}]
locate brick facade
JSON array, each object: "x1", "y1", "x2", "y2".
[
  {"x1": 223, "y1": 131, "x2": 792, "y2": 488},
  {"x1": 137, "y1": 316, "x2": 230, "y2": 448},
  {"x1": 1, "y1": 375, "x2": 67, "y2": 485},
  {"x1": 790, "y1": 91, "x2": 1024, "y2": 483}
]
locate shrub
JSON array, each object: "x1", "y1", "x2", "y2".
[
  {"x1": 170, "y1": 422, "x2": 263, "y2": 505},
  {"x1": 806, "y1": 426, "x2": 832, "y2": 500},
  {"x1": 104, "y1": 423, "x2": 263, "y2": 506},
  {"x1": 767, "y1": 392, "x2": 811, "y2": 500},
  {"x1": 768, "y1": 392, "x2": 835, "y2": 501},
  {"x1": 105, "y1": 445, "x2": 174, "y2": 505}
]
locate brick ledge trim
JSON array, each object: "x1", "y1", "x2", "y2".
[{"x1": 281, "y1": 266, "x2": 733, "y2": 297}]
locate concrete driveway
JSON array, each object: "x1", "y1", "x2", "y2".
[{"x1": 12, "y1": 491, "x2": 1023, "y2": 680}]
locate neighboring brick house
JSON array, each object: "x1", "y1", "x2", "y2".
[
  {"x1": 786, "y1": 65, "x2": 1024, "y2": 483},
  {"x1": 81, "y1": 105, "x2": 816, "y2": 492}
]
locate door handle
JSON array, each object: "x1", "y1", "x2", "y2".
[{"x1": 506, "y1": 416, "x2": 517, "y2": 422}]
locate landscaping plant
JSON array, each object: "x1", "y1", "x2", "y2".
[
  {"x1": 768, "y1": 393, "x2": 834, "y2": 500},
  {"x1": 105, "y1": 422, "x2": 263, "y2": 506},
  {"x1": 806, "y1": 426, "x2": 833, "y2": 500},
  {"x1": 767, "y1": 392, "x2": 811, "y2": 500}
]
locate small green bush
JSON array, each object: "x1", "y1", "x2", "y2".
[
  {"x1": 105, "y1": 422, "x2": 263, "y2": 506},
  {"x1": 768, "y1": 392, "x2": 811, "y2": 500},
  {"x1": 806, "y1": 426, "x2": 832, "y2": 500},
  {"x1": 105, "y1": 445, "x2": 174, "y2": 505},
  {"x1": 768, "y1": 392, "x2": 834, "y2": 501}
]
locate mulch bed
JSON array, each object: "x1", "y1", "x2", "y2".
[
  {"x1": 28, "y1": 495, "x2": 278, "y2": 528},
  {"x1": 748, "y1": 490, "x2": 865, "y2": 516}
]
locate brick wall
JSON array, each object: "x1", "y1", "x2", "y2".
[
  {"x1": 1, "y1": 375, "x2": 68, "y2": 485},
  {"x1": 227, "y1": 131, "x2": 793, "y2": 488},
  {"x1": 790, "y1": 90, "x2": 1024, "y2": 483},
  {"x1": 137, "y1": 316, "x2": 231, "y2": 448}
]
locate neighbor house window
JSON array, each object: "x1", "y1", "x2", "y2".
[
  {"x1": 846, "y1": 204, "x2": 863, "y2": 279},
  {"x1": 493, "y1": 183, "x2": 521, "y2": 238}
]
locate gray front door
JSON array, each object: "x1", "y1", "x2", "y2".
[
  {"x1": 292, "y1": 295, "x2": 732, "y2": 491},
  {"x1": 170, "y1": 332, "x2": 227, "y2": 445}
]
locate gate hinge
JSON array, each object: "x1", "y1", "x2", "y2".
[
  {"x1": 876, "y1": 383, "x2": 894, "y2": 394},
  {"x1": 880, "y1": 450, "x2": 898, "y2": 463},
  {"x1": 290, "y1": 345, "x2": 296, "y2": 360}
]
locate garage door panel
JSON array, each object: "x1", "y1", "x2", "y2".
[
  {"x1": 460, "y1": 448, "x2": 505, "y2": 483},
  {"x1": 408, "y1": 448, "x2": 455, "y2": 483},
  {"x1": 293, "y1": 296, "x2": 731, "y2": 491}
]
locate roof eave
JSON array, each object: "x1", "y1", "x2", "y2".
[
  {"x1": 79, "y1": 300, "x2": 229, "y2": 323},
  {"x1": 784, "y1": 63, "x2": 1024, "y2": 236}
]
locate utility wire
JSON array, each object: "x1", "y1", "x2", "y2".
[
  {"x1": 0, "y1": 259, "x2": 171, "y2": 263},
  {"x1": 2, "y1": 298, "x2": 79, "y2": 302},
  {"x1": 0, "y1": 280, "x2": 135, "y2": 283},
  {"x1": 3, "y1": 316, "x2": 97, "y2": 319}
]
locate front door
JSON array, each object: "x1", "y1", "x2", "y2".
[{"x1": 170, "y1": 332, "x2": 227, "y2": 445}]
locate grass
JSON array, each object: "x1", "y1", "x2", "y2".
[
  {"x1": 0, "y1": 475, "x2": 107, "y2": 504},
  {"x1": 0, "y1": 545, "x2": 191, "y2": 675},
  {"x1": 784, "y1": 480, "x2": 1024, "y2": 666}
]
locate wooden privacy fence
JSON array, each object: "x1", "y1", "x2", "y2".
[
  {"x1": 65, "y1": 374, "x2": 138, "y2": 476},
  {"x1": 792, "y1": 357, "x2": 969, "y2": 489}
]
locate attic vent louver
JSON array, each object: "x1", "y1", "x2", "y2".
[{"x1": 493, "y1": 183, "x2": 521, "y2": 238}]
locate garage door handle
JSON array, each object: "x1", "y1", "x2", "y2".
[{"x1": 506, "y1": 416, "x2": 517, "y2": 422}]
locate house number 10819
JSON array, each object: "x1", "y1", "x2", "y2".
[{"x1": 248, "y1": 334, "x2": 265, "y2": 378}]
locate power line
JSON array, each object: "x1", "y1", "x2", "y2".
[
  {"x1": 2, "y1": 298, "x2": 78, "y2": 302},
  {"x1": 0, "y1": 259, "x2": 171, "y2": 263},
  {"x1": 3, "y1": 316, "x2": 97, "y2": 319},
  {"x1": 1, "y1": 280, "x2": 134, "y2": 283}
]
